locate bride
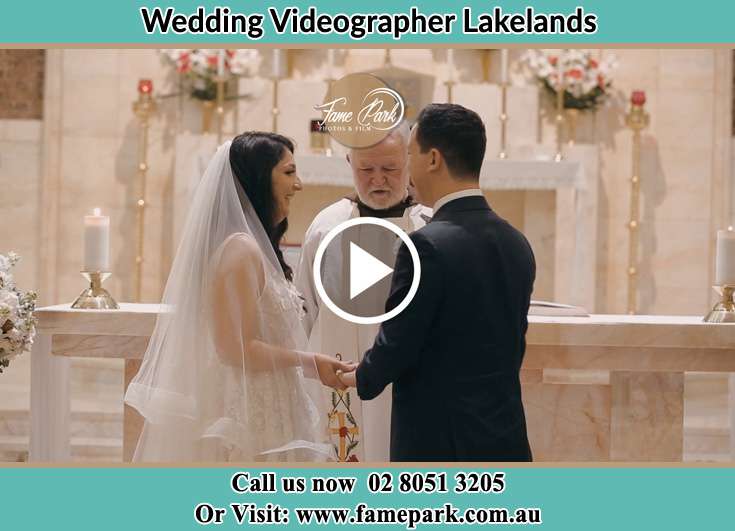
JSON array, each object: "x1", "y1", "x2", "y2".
[{"x1": 125, "y1": 132, "x2": 354, "y2": 462}]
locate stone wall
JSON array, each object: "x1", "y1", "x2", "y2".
[{"x1": 2, "y1": 48, "x2": 732, "y2": 315}]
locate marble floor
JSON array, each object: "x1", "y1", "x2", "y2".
[{"x1": 0, "y1": 357, "x2": 731, "y2": 462}]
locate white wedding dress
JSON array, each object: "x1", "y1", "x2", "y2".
[{"x1": 125, "y1": 142, "x2": 331, "y2": 462}]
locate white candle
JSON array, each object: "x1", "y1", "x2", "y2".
[
  {"x1": 447, "y1": 49, "x2": 455, "y2": 81},
  {"x1": 272, "y1": 49, "x2": 284, "y2": 78},
  {"x1": 326, "y1": 49, "x2": 335, "y2": 79},
  {"x1": 716, "y1": 227, "x2": 735, "y2": 286},
  {"x1": 500, "y1": 49, "x2": 509, "y2": 85},
  {"x1": 84, "y1": 208, "x2": 110, "y2": 272},
  {"x1": 217, "y1": 49, "x2": 225, "y2": 77}
]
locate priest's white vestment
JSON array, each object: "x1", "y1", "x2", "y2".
[{"x1": 295, "y1": 198, "x2": 431, "y2": 462}]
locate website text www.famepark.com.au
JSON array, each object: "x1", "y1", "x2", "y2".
[{"x1": 294, "y1": 503, "x2": 542, "y2": 527}]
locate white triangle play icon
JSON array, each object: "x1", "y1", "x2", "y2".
[{"x1": 349, "y1": 242, "x2": 394, "y2": 300}]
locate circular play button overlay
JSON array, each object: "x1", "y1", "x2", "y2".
[{"x1": 312, "y1": 217, "x2": 421, "y2": 325}]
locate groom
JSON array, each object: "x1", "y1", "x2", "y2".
[{"x1": 341, "y1": 103, "x2": 536, "y2": 462}]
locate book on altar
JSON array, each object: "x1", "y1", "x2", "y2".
[{"x1": 529, "y1": 300, "x2": 590, "y2": 317}]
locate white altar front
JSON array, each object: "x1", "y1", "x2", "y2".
[{"x1": 29, "y1": 304, "x2": 735, "y2": 462}]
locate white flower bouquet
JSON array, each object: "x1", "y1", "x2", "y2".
[
  {"x1": 523, "y1": 49, "x2": 618, "y2": 111},
  {"x1": 160, "y1": 49, "x2": 261, "y2": 101},
  {"x1": 0, "y1": 252, "x2": 37, "y2": 373}
]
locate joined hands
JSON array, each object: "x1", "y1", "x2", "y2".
[
  {"x1": 315, "y1": 354, "x2": 357, "y2": 391},
  {"x1": 337, "y1": 370, "x2": 356, "y2": 388}
]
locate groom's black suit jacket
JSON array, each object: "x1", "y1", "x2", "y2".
[{"x1": 356, "y1": 195, "x2": 535, "y2": 462}]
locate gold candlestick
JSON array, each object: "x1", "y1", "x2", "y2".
[
  {"x1": 482, "y1": 49, "x2": 492, "y2": 83},
  {"x1": 625, "y1": 91, "x2": 650, "y2": 314},
  {"x1": 554, "y1": 81, "x2": 565, "y2": 162},
  {"x1": 383, "y1": 49, "x2": 392, "y2": 67},
  {"x1": 132, "y1": 80, "x2": 156, "y2": 302},
  {"x1": 71, "y1": 271, "x2": 119, "y2": 310},
  {"x1": 271, "y1": 78, "x2": 280, "y2": 133},
  {"x1": 324, "y1": 77, "x2": 335, "y2": 156},
  {"x1": 215, "y1": 74, "x2": 226, "y2": 143},
  {"x1": 498, "y1": 82, "x2": 508, "y2": 159},
  {"x1": 704, "y1": 286, "x2": 735, "y2": 323},
  {"x1": 445, "y1": 80, "x2": 455, "y2": 104}
]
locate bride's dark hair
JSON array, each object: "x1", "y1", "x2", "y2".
[{"x1": 229, "y1": 131, "x2": 295, "y2": 281}]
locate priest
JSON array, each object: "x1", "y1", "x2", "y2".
[{"x1": 295, "y1": 123, "x2": 431, "y2": 462}]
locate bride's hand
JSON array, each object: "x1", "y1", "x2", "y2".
[{"x1": 315, "y1": 354, "x2": 356, "y2": 390}]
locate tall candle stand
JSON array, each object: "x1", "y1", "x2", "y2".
[
  {"x1": 481, "y1": 49, "x2": 492, "y2": 83},
  {"x1": 271, "y1": 49, "x2": 287, "y2": 133},
  {"x1": 445, "y1": 80, "x2": 455, "y2": 104},
  {"x1": 624, "y1": 91, "x2": 650, "y2": 314},
  {"x1": 554, "y1": 81, "x2": 566, "y2": 162},
  {"x1": 498, "y1": 81, "x2": 509, "y2": 159},
  {"x1": 132, "y1": 80, "x2": 156, "y2": 302},
  {"x1": 383, "y1": 49, "x2": 392, "y2": 67},
  {"x1": 324, "y1": 76, "x2": 335, "y2": 156},
  {"x1": 215, "y1": 74, "x2": 226, "y2": 144},
  {"x1": 271, "y1": 77, "x2": 280, "y2": 133}
]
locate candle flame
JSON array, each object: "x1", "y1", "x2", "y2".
[
  {"x1": 93, "y1": 208, "x2": 101, "y2": 216},
  {"x1": 729, "y1": 226, "x2": 733, "y2": 232}
]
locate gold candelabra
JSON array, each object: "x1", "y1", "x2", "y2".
[
  {"x1": 625, "y1": 90, "x2": 650, "y2": 314},
  {"x1": 271, "y1": 78, "x2": 280, "y2": 133},
  {"x1": 554, "y1": 81, "x2": 566, "y2": 162},
  {"x1": 271, "y1": 49, "x2": 288, "y2": 133},
  {"x1": 215, "y1": 74, "x2": 226, "y2": 143},
  {"x1": 498, "y1": 82, "x2": 508, "y2": 159},
  {"x1": 445, "y1": 80, "x2": 455, "y2": 104},
  {"x1": 481, "y1": 49, "x2": 492, "y2": 83},
  {"x1": 324, "y1": 76, "x2": 335, "y2": 156},
  {"x1": 132, "y1": 79, "x2": 156, "y2": 302}
]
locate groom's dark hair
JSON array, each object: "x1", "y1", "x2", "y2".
[{"x1": 414, "y1": 103, "x2": 486, "y2": 180}]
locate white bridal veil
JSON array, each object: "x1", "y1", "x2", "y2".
[{"x1": 125, "y1": 141, "x2": 331, "y2": 461}]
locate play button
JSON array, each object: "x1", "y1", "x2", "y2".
[
  {"x1": 349, "y1": 242, "x2": 393, "y2": 299},
  {"x1": 313, "y1": 217, "x2": 421, "y2": 325}
]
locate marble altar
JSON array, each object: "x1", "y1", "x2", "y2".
[{"x1": 29, "y1": 305, "x2": 735, "y2": 462}]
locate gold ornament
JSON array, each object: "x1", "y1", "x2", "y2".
[
  {"x1": 132, "y1": 80, "x2": 157, "y2": 302},
  {"x1": 624, "y1": 91, "x2": 650, "y2": 314}
]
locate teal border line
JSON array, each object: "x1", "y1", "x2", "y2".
[
  {"x1": 2, "y1": 1, "x2": 735, "y2": 44},
  {"x1": 2, "y1": 467, "x2": 734, "y2": 530}
]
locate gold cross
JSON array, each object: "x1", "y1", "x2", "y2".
[{"x1": 329, "y1": 411, "x2": 359, "y2": 461}]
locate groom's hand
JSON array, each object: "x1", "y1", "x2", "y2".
[
  {"x1": 315, "y1": 355, "x2": 355, "y2": 390},
  {"x1": 338, "y1": 370, "x2": 356, "y2": 388}
]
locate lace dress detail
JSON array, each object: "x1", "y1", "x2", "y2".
[{"x1": 215, "y1": 273, "x2": 324, "y2": 462}]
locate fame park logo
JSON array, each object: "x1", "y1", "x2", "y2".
[{"x1": 314, "y1": 73, "x2": 405, "y2": 148}]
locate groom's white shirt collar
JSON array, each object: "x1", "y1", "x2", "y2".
[{"x1": 433, "y1": 188, "x2": 484, "y2": 213}]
